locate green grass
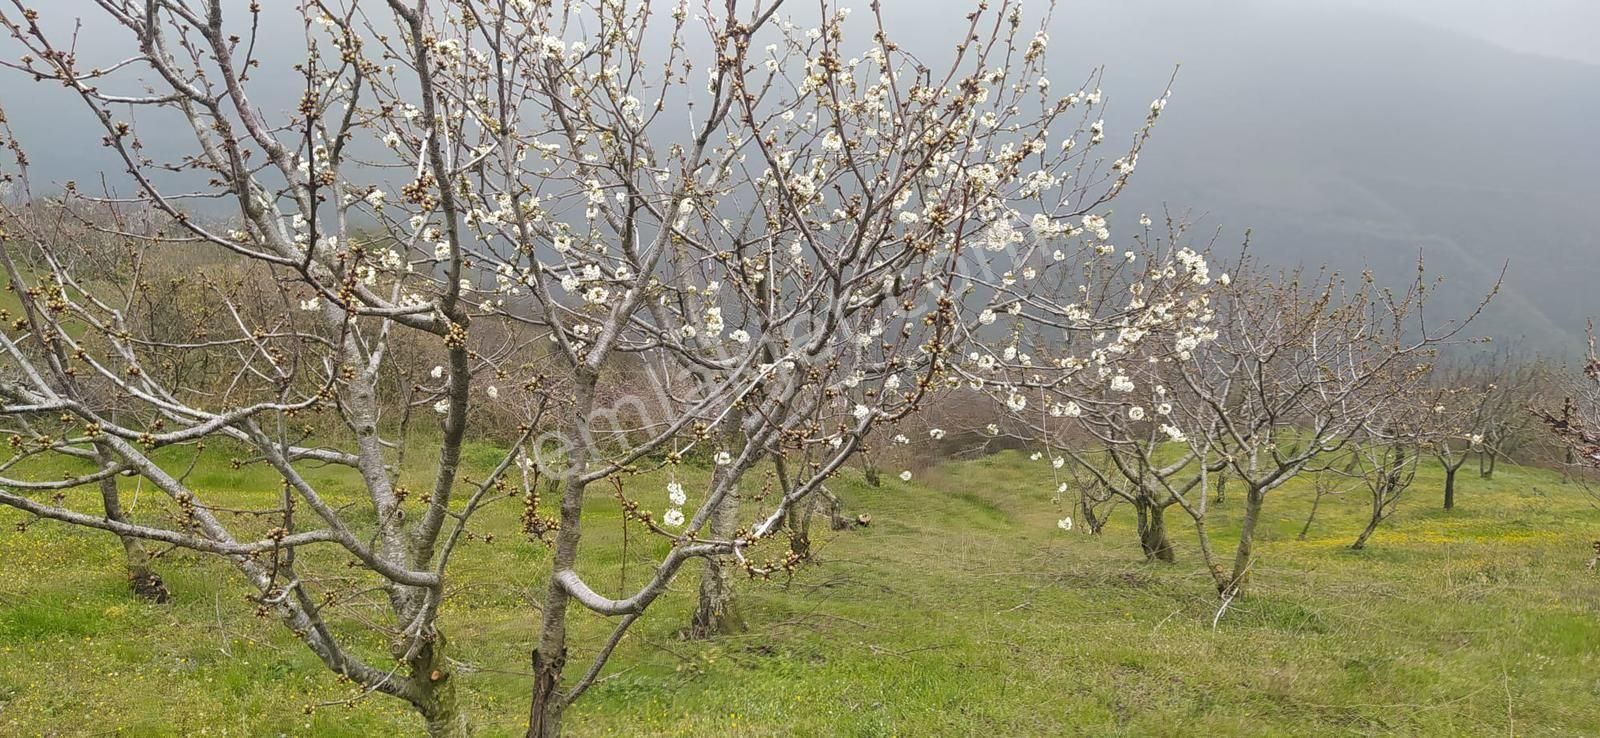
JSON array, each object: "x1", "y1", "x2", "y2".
[{"x1": 1, "y1": 446, "x2": 1598, "y2": 736}]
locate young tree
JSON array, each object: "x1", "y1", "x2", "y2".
[
  {"x1": 1034, "y1": 256, "x2": 1487, "y2": 598},
  {"x1": 1296, "y1": 469, "x2": 1352, "y2": 540},
  {"x1": 0, "y1": 201, "x2": 176, "y2": 602},
  {"x1": 1178, "y1": 264, "x2": 1484, "y2": 596},
  {"x1": 1342, "y1": 396, "x2": 1430, "y2": 550},
  {"x1": 972, "y1": 206, "x2": 1490, "y2": 595},
  {"x1": 1453, "y1": 345, "x2": 1547, "y2": 480},
  {"x1": 1537, "y1": 333, "x2": 1600, "y2": 472},
  {"x1": 1058, "y1": 453, "x2": 1117, "y2": 534},
  {"x1": 961, "y1": 218, "x2": 1221, "y2": 566},
  {"x1": 1424, "y1": 385, "x2": 1486, "y2": 510},
  {"x1": 1424, "y1": 347, "x2": 1549, "y2": 504},
  {"x1": 1346, "y1": 436, "x2": 1419, "y2": 550}
]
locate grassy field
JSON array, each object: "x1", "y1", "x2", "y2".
[{"x1": 1, "y1": 445, "x2": 1598, "y2": 736}]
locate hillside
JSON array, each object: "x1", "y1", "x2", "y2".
[
  {"x1": 869, "y1": 0, "x2": 1600, "y2": 349},
  {"x1": 2, "y1": 447, "x2": 1597, "y2": 735},
  {"x1": 1091, "y1": 1, "x2": 1600, "y2": 349}
]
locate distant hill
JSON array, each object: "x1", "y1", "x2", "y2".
[{"x1": 1035, "y1": 0, "x2": 1600, "y2": 350}]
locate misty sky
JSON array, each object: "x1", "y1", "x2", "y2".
[{"x1": 1340, "y1": 0, "x2": 1600, "y2": 65}]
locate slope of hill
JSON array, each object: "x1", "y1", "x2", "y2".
[
  {"x1": 1062, "y1": 1, "x2": 1600, "y2": 349},
  {"x1": 1, "y1": 446, "x2": 1598, "y2": 734}
]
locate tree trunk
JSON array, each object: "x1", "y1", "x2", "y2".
[
  {"x1": 411, "y1": 635, "x2": 470, "y2": 738},
  {"x1": 526, "y1": 559, "x2": 571, "y2": 738},
  {"x1": 1442, "y1": 466, "x2": 1456, "y2": 510},
  {"x1": 526, "y1": 375, "x2": 593, "y2": 738},
  {"x1": 817, "y1": 486, "x2": 849, "y2": 530},
  {"x1": 786, "y1": 489, "x2": 815, "y2": 560},
  {"x1": 96, "y1": 457, "x2": 168, "y2": 602},
  {"x1": 1134, "y1": 495, "x2": 1176, "y2": 563},
  {"x1": 526, "y1": 661, "x2": 565, "y2": 738},
  {"x1": 1297, "y1": 491, "x2": 1323, "y2": 540},
  {"x1": 1481, "y1": 451, "x2": 1498, "y2": 479},
  {"x1": 1352, "y1": 482, "x2": 1383, "y2": 550},
  {"x1": 688, "y1": 487, "x2": 745, "y2": 638},
  {"x1": 121, "y1": 537, "x2": 169, "y2": 603},
  {"x1": 1227, "y1": 486, "x2": 1265, "y2": 597},
  {"x1": 1079, "y1": 494, "x2": 1106, "y2": 535},
  {"x1": 1189, "y1": 515, "x2": 1230, "y2": 594},
  {"x1": 780, "y1": 452, "x2": 842, "y2": 561},
  {"x1": 861, "y1": 456, "x2": 881, "y2": 487},
  {"x1": 779, "y1": 446, "x2": 849, "y2": 561},
  {"x1": 1357, "y1": 445, "x2": 1408, "y2": 550},
  {"x1": 526, "y1": 626, "x2": 567, "y2": 738},
  {"x1": 1214, "y1": 469, "x2": 1228, "y2": 505},
  {"x1": 425, "y1": 705, "x2": 470, "y2": 738},
  {"x1": 1350, "y1": 515, "x2": 1380, "y2": 550},
  {"x1": 689, "y1": 412, "x2": 750, "y2": 639},
  {"x1": 784, "y1": 485, "x2": 851, "y2": 557}
]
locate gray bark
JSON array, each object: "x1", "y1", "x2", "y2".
[
  {"x1": 525, "y1": 373, "x2": 596, "y2": 738},
  {"x1": 1134, "y1": 494, "x2": 1176, "y2": 563},
  {"x1": 689, "y1": 434, "x2": 747, "y2": 639},
  {"x1": 1227, "y1": 486, "x2": 1266, "y2": 596},
  {"x1": 1297, "y1": 489, "x2": 1323, "y2": 541},
  {"x1": 95, "y1": 451, "x2": 168, "y2": 602}
]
